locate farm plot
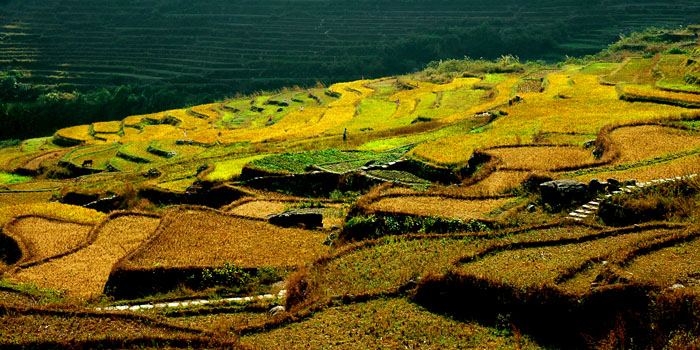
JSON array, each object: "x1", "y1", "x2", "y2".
[
  {"x1": 368, "y1": 196, "x2": 512, "y2": 220},
  {"x1": 241, "y1": 298, "x2": 541, "y2": 349},
  {"x1": 0, "y1": 311, "x2": 201, "y2": 346},
  {"x1": 609, "y1": 125, "x2": 700, "y2": 164},
  {"x1": 0, "y1": 192, "x2": 56, "y2": 209},
  {"x1": 457, "y1": 226, "x2": 682, "y2": 294},
  {"x1": 117, "y1": 208, "x2": 329, "y2": 270},
  {"x1": 3, "y1": 216, "x2": 93, "y2": 267},
  {"x1": 621, "y1": 230, "x2": 700, "y2": 290},
  {"x1": 655, "y1": 54, "x2": 700, "y2": 93},
  {"x1": 7, "y1": 213, "x2": 161, "y2": 299},
  {"x1": 484, "y1": 145, "x2": 595, "y2": 171},
  {"x1": 571, "y1": 151, "x2": 700, "y2": 183},
  {"x1": 602, "y1": 56, "x2": 658, "y2": 85}
]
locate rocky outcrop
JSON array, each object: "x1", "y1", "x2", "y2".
[{"x1": 539, "y1": 179, "x2": 589, "y2": 209}]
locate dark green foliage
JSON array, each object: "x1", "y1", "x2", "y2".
[
  {"x1": 342, "y1": 214, "x2": 489, "y2": 241},
  {"x1": 201, "y1": 263, "x2": 251, "y2": 288}
]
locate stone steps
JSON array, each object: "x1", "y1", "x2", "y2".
[{"x1": 565, "y1": 173, "x2": 699, "y2": 221}]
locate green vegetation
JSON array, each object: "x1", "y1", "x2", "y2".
[{"x1": 0, "y1": 172, "x2": 30, "y2": 185}]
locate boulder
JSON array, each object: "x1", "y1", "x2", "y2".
[
  {"x1": 268, "y1": 210, "x2": 322, "y2": 229},
  {"x1": 607, "y1": 178, "x2": 621, "y2": 191},
  {"x1": 539, "y1": 179, "x2": 589, "y2": 209},
  {"x1": 588, "y1": 178, "x2": 606, "y2": 194}
]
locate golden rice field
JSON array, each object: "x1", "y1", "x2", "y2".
[
  {"x1": 92, "y1": 121, "x2": 122, "y2": 134},
  {"x1": 118, "y1": 208, "x2": 329, "y2": 270},
  {"x1": 7, "y1": 213, "x2": 160, "y2": 299},
  {"x1": 609, "y1": 125, "x2": 700, "y2": 164},
  {"x1": 4, "y1": 216, "x2": 93, "y2": 266},
  {"x1": 368, "y1": 196, "x2": 513, "y2": 220}
]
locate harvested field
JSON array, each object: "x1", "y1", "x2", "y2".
[
  {"x1": 368, "y1": 196, "x2": 512, "y2": 220},
  {"x1": 242, "y1": 298, "x2": 540, "y2": 349},
  {"x1": 227, "y1": 200, "x2": 290, "y2": 219},
  {"x1": 463, "y1": 170, "x2": 531, "y2": 195},
  {"x1": 610, "y1": 125, "x2": 700, "y2": 164},
  {"x1": 4, "y1": 216, "x2": 93, "y2": 266},
  {"x1": 7, "y1": 213, "x2": 160, "y2": 299},
  {"x1": 118, "y1": 208, "x2": 329, "y2": 270},
  {"x1": 485, "y1": 145, "x2": 595, "y2": 171}
]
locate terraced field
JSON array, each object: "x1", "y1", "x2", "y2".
[{"x1": 3, "y1": 27, "x2": 700, "y2": 348}]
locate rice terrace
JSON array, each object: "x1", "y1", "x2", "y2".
[{"x1": 3, "y1": 1, "x2": 700, "y2": 349}]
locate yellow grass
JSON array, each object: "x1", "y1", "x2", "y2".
[
  {"x1": 4, "y1": 216, "x2": 92, "y2": 265},
  {"x1": 8, "y1": 214, "x2": 160, "y2": 299},
  {"x1": 413, "y1": 73, "x2": 690, "y2": 165},
  {"x1": 368, "y1": 196, "x2": 512, "y2": 220},
  {"x1": 119, "y1": 208, "x2": 329, "y2": 269},
  {"x1": 486, "y1": 146, "x2": 594, "y2": 170},
  {"x1": 610, "y1": 125, "x2": 700, "y2": 164},
  {"x1": 92, "y1": 121, "x2": 122, "y2": 134}
]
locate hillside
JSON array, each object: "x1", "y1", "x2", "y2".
[
  {"x1": 1, "y1": 27, "x2": 700, "y2": 348},
  {"x1": 1, "y1": 0, "x2": 699, "y2": 93},
  {"x1": 2, "y1": 0, "x2": 699, "y2": 142}
]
